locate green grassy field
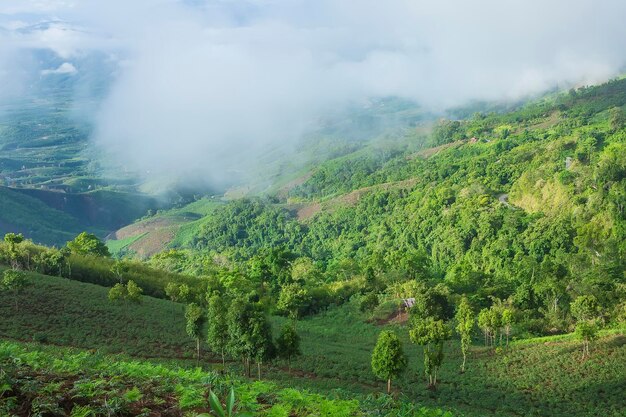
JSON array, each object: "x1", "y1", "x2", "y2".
[
  {"x1": 1, "y1": 271, "x2": 624, "y2": 416},
  {"x1": 268, "y1": 303, "x2": 626, "y2": 417},
  {"x1": 0, "y1": 269, "x2": 194, "y2": 359}
]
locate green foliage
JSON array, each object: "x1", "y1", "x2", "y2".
[
  {"x1": 409, "y1": 317, "x2": 451, "y2": 387},
  {"x1": 1, "y1": 269, "x2": 28, "y2": 311},
  {"x1": 186, "y1": 302, "x2": 206, "y2": 362},
  {"x1": 108, "y1": 282, "x2": 126, "y2": 302},
  {"x1": 67, "y1": 232, "x2": 111, "y2": 257},
  {"x1": 207, "y1": 293, "x2": 229, "y2": 365},
  {"x1": 227, "y1": 298, "x2": 275, "y2": 377},
  {"x1": 108, "y1": 280, "x2": 143, "y2": 304},
  {"x1": 277, "y1": 283, "x2": 311, "y2": 319},
  {"x1": 571, "y1": 295, "x2": 601, "y2": 321},
  {"x1": 371, "y1": 330, "x2": 407, "y2": 393},
  {"x1": 360, "y1": 292, "x2": 380, "y2": 313},
  {"x1": 275, "y1": 324, "x2": 301, "y2": 370},
  {"x1": 574, "y1": 321, "x2": 599, "y2": 358},
  {"x1": 166, "y1": 281, "x2": 191, "y2": 302},
  {"x1": 200, "y1": 388, "x2": 253, "y2": 417},
  {"x1": 454, "y1": 297, "x2": 474, "y2": 371}
]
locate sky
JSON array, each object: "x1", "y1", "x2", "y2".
[{"x1": 1, "y1": 0, "x2": 626, "y2": 186}]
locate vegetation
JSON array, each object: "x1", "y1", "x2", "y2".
[
  {"x1": 1, "y1": 78, "x2": 625, "y2": 416},
  {"x1": 371, "y1": 330, "x2": 407, "y2": 394}
]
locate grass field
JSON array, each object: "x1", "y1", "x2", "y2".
[
  {"x1": 271, "y1": 302, "x2": 626, "y2": 417},
  {"x1": 0, "y1": 269, "x2": 194, "y2": 359},
  {"x1": 106, "y1": 198, "x2": 224, "y2": 257},
  {"x1": 1, "y1": 271, "x2": 624, "y2": 416}
]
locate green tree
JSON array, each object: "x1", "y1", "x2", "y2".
[
  {"x1": 3, "y1": 233, "x2": 24, "y2": 268},
  {"x1": 570, "y1": 295, "x2": 601, "y2": 322},
  {"x1": 371, "y1": 330, "x2": 407, "y2": 394},
  {"x1": 165, "y1": 282, "x2": 191, "y2": 303},
  {"x1": 207, "y1": 293, "x2": 229, "y2": 366},
  {"x1": 455, "y1": 297, "x2": 474, "y2": 372},
  {"x1": 67, "y1": 232, "x2": 110, "y2": 257},
  {"x1": 108, "y1": 281, "x2": 142, "y2": 304},
  {"x1": 571, "y1": 295, "x2": 601, "y2": 358},
  {"x1": 1, "y1": 269, "x2": 28, "y2": 311},
  {"x1": 488, "y1": 308, "x2": 501, "y2": 347},
  {"x1": 409, "y1": 317, "x2": 451, "y2": 388},
  {"x1": 185, "y1": 302, "x2": 206, "y2": 364},
  {"x1": 477, "y1": 308, "x2": 490, "y2": 347},
  {"x1": 275, "y1": 324, "x2": 301, "y2": 372},
  {"x1": 110, "y1": 261, "x2": 127, "y2": 283},
  {"x1": 108, "y1": 283, "x2": 127, "y2": 302},
  {"x1": 501, "y1": 308, "x2": 514, "y2": 347},
  {"x1": 227, "y1": 299, "x2": 274, "y2": 378},
  {"x1": 575, "y1": 320, "x2": 598, "y2": 358},
  {"x1": 276, "y1": 283, "x2": 310, "y2": 320},
  {"x1": 126, "y1": 280, "x2": 143, "y2": 304}
]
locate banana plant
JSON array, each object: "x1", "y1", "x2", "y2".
[{"x1": 198, "y1": 388, "x2": 254, "y2": 417}]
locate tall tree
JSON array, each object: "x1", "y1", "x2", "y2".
[
  {"x1": 207, "y1": 293, "x2": 229, "y2": 367},
  {"x1": 276, "y1": 283, "x2": 310, "y2": 321},
  {"x1": 3, "y1": 233, "x2": 24, "y2": 269},
  {"x1": 455, "y1": 297, "x2": 474, "y2": 372},
  {"x1": 227, "y1": 299, "x2": 273, "y2": 378},
  {"x1": 276, "y1": 324, "x2": 301, "y2": 372},
  {"x1": 185, "y1": 302, "x2": 206, "y2": 364},
  {"x1": 501, "y1": 308, "x2": 514, "y2": 347},
  {"x1": 371, "y1": 330, "x2": 407, "y2": 394},
  {"x1": 477, "y1": 308, "x2": 490, "y2": 347},
  {"x1": 409, "y1": 317, "x2": 451, "y2": 388},
  {"x1": 571, "y1": 295, "x2": 601, "y2": 358}
]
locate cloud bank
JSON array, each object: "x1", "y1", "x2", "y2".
[{"x1": 2, "y1": 0, "x2": 626, "y2": 186}]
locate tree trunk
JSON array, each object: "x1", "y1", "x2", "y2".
[
  {"x1": 461, "y1": 352, "x2": 466, "y2": 373},
  {"x1": 196, "y1": 338, "x2": 200, "y2": 366},
  {"x1": 257, "y1": 361, "x2": 261, "y2": 380},
  {"x1": 288, "y1": 356, "x2": 291, "y2": 373},
  {"x1": 221, "y1": 349, "x2": 225, "y2": 367}
]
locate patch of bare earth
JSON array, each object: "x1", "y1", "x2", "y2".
[
  {"x1": 295, "y1": 177, "x2": 419, "y2": 221},
  {"x1": 407, "y1": 140, "x2": 464, "y2": 160},
  {"x1": 109, "y1": 217, "x2": 178, "y2": 240},
  {"x1": 128, "y1": 226, "x2": 178, "y2": 258},
  {"x1": 108, "y1": 217, "x2": 187, "y2": 258}
]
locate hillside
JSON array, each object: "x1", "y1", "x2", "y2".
[
  {"x1": 1, "y1": 268, "x2": 624, "y2": 416},
  {"x1": 0, "y1": 186, "x2": 90, "y2": 245},
  {"x1": 113, "y1": 80, "x2": 625, "y2": 330},
  {"x1": 2, "y1": 78, "x2": 626, "y2": 417},
  {"x1": 0, "y1": 268, "x2": 192, "y2": 358}
]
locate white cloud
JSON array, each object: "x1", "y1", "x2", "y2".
[
  {"x1": 2, "y1": 0, "x2": 626, "y2": 185},
  {"x1": 41, "y1": 61, "x2": 77, "y2": 75}
]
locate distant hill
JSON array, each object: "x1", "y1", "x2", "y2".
[{"x1": 0, "y1": 186, "x2": 168, "y2": 245}]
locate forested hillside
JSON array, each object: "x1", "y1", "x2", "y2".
[
  {"x1": 140, "y1": 78, "x2": 626, "y2": 335},
  {"x1": 2, "y1": 78, "x2": 625, "y2": 417}
]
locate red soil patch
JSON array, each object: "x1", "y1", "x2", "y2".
[{"x1": 295, "y1": 177, "x2": 419, "y2": 221}]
